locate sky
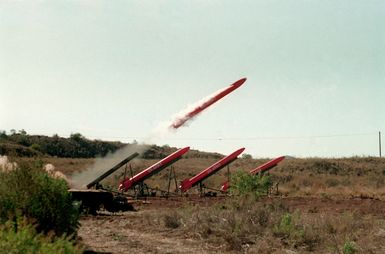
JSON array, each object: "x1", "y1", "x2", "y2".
[{"x1": 1, "y1": 0, "x2": 384, "y2": 158}]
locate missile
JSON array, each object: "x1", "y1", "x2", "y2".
[
  {"x1": 249, "y1": 156, "x2": 285, "y2": 175},
  {"x1": 119, "y1": 147, "x2": 190, "y2": 191},
  {"x1": 220, "y1": 156, "x2": 286, "y2": 192},
  {"x1": 170, "y1": 78, "x2": 247, "y2": 129},
  {"x1": 179, "y1": 147, "x2": 245, "y2": 192}
]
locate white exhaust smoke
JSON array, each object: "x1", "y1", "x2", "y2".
[{"x1": 70, "y1": 143, "x2": 149, "y2": 189}]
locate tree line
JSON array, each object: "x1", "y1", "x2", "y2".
[{"x1": 0, "y1": 130, "x2": 124, "y2": 158}]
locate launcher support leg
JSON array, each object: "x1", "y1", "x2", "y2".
[
  {"x1": 199, "y1": 182, "x2": 204, "y2": 197},
  {"x1": 227, "y1": 165, "x2": 230, "y2": 183},
  {"x1": 173, "y1": 168, "x2": 178, "y2": 193},
  {"x1": 166, "y1": 166, "x2": 174, "y2": 197}
]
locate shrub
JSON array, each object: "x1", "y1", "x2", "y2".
[
  {"x1": 0, "y1": 217, "x2": 82, "y2": 254},
  {"x1": 273, "y1": 212, "x2": 304, "y2": 240},
  {"x1": 0, "y1": 161, "x2": 80, "y2": 236},
  {"x1": 343, "y1": 241, "x2": 357, "y2": 254},
  {"x1": 164, "y1": 212, "x2": 181, "y2": 229},
  {"x1": 230, "y1": 171, "x2": 273, "y2": 197},
  {"x1": 29, "y1": 143, "x2": 42, "y2": 152}
]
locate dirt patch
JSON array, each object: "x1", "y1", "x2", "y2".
[{"x1": 79, "y1": 211, "x2": 215, "y2": 254}]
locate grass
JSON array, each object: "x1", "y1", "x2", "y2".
[
  {"x1": 138, "y1": 198, "x2": 385, "y2": 253},
  {"x1": 0, "y1": 218, "x2": 82, "y2": 254},
  {"x1": 7, "y1": 155, "x2": 385, "y2": 253},
  {"x1": 11, "y1": 155, "x2": 385, "y2": 202}
]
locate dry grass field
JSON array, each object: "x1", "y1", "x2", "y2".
[{"x1": 11, "y1": 155, "x2": 385, "y2": 253}]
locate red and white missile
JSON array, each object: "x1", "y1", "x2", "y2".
[
  {"x1": 119, "y1": 147, "x2": 190, "y2": 191},
  {"x1": 170, "y1": 78, "x2": 247, "y2": 129},
  {"x1": 179, "y1": 147, "x2": 245, "y2": 192},
  {"x1": 220, "y1": 156, "x2": 285, "y2": 192}
]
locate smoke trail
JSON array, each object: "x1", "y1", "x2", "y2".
[
  {"x1": 70, "y1": 143, "x2": 150, "y2": 189},
  {"x1": 149, "y1": 86, "x2": 229, "y2": 139},
  {"x1": 168, "y1": 78, "x2": 246, "y2": 129},
  {"x1": 170, "y1": 87, "x2": 228, "y2": 129}
]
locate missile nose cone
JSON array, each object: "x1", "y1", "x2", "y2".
[
  {"x1": 233, "y1": 147, "x2": 246, "y2": 157},
  {"x1": 237, "y1": 147, "x2": 246, "y2": 154},
  {"x1": 231, "y1": 78, "x2": 247, "y2": 88}
]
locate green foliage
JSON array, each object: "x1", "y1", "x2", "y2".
[
  {"x1": 241, "y1": 153, "x2": 253, "y2": 159},
  {"x1": 272, "y1": 211, "x2": 316, "y2": 249},
  {"x1": 0, "y1": 130, "x2": 7, "y2": 140},
  {"x1": 0, "y1": 161, "x2": 80, "y2": 236},
  {"x1": 30, "y1": 143, "x2": 42, "y2": 152},
  {"x1": 230, "y1": 171, "x2": 273, "y2": 197},
  {"x1": 0, "y1": 217, "x2": 82, "y2": 254},
  {"x1": 0, "y1": 132, "x2": 124, "y2": 158},
  {"x1": 273, "y1": 212, "x2": 304, "y2": 239},
  {"x1": 343, "y1": 241, "x2": 357, "y2": 254}
]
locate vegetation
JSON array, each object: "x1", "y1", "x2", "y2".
[
  {"x1": 0, "y1": 218, "x2": 82, "y2": 254},
  {"x1": 0, "y1": 130, "x2": 222, "y2": 159},
  {"x1": 138, "y1": 198, "x2": 384, "y2": 253},
  {"x1": 0, "y1": 160, "x2": 80, "y2": 236},
  {"x1": 230, "y1": 171, "x2": 273, "y2": 197},
  {"x1": 0, "y1": 130, "x2": 124, "y2": 158}
]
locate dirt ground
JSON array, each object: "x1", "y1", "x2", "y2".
[{"x1": 78, "y1": 196, "x2": 385, "y2": 254}]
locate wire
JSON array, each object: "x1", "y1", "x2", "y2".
[{"x1": 78, "y1": 132, "x2": 379, "y2": 141}]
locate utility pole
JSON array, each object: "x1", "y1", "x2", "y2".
[{"x1": 379, "y1": 131, "x2": 382, "y2": 158}]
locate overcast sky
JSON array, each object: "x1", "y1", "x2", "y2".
[{"x1": 1, "y1": 0, "x2": 384, "y2": 158}]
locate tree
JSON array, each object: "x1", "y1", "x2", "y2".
[{"x1": 241, "y1": 153, "x2": 253, "y2": 160}]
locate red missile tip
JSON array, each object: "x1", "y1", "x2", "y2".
[
  {"x1": 231, "y1": 78, "x2": 247, "y2": 88},
  {"x1": 235, "y1": 147, "x2": 246, "y2": 155}
]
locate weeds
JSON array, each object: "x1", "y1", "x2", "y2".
[
  {"x1": 0, "y1": 217, "x2": 82, "y2": 254},
  {"x1": 342, "y1": 241, "x2": 357, "y2": 254},
  {"x1": 273, "y1": 212, "x2": 304, "y2": 242},
  {"x1": 0, "y1": 160, "x2": 80, "y2": 236},
  {"x1": 164, "y1": 212, "x2": 181, "y2": 229},
  {"x1": 150, "y1": 198, "x2": 385, "y2": 253},
  {"x1": 230, "y1": 171, "x2": 273, "y2": 197}
]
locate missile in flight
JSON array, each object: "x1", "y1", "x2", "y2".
[{"x1": 170, "y1": 78, "x2": 247, "y2": 129}]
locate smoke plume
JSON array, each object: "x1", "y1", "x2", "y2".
[{"x1": 70, "y1": 143, "x2": 149, "y2": 189}]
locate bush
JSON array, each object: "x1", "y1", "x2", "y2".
[
  {"x1": 29, "y1": 143, "x2": 42, "y2": 152},
  {"x1": 0, "y1": 160, "x2": 80, "y2": 236},
  {"x1": 343, "y1": 241, "x2": 357, "y2": 254},
  {"x1": 273, "y1": 212, "x2": 304, "y2": 239},
  {"x1": 273, "y1": 211, "x2": 313, "y2": 249},
  {"x1": 230, "y1": 171, "x2": 273, "y2": 197},
  {"x1": 0, "y1": 217, "x2": 82, "y2": 254},
  {"x1": 164, "y1": 212, "x2": 181, "y2": 229}
]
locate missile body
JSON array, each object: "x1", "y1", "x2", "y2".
[
  {"x1": 249, "y1": 156, "x2": 285, "y2": 175},
  {"x1": 220, "y1": 156, "x2": 286, "y2": 192},
  {"x1": 119, "y1": 147, "x2": 190, "y2": 191},
  {"x1": 179, "y1": 148, "x2": 245, "y2": 192},
  {"x1": 170, "y1": 78, "x2": 246, "y2": 129}
]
